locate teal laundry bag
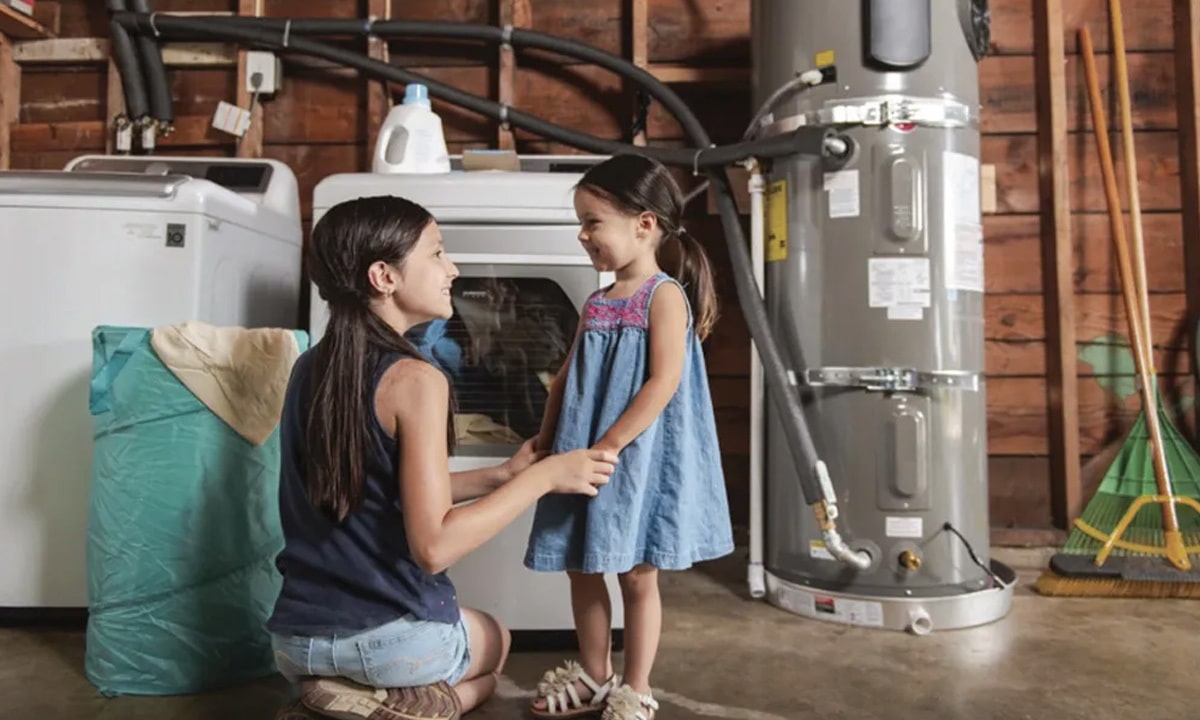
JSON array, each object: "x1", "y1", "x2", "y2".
[{"x1": 84, "y1": 325, "x2": 308, "y2": 696}]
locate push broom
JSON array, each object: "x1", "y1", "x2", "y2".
[{"x1": 1034, "y1": 10, "x2": 1200, "y2": 598}]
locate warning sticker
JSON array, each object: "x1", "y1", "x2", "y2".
[
  {"x1": 809, "y1": 595, "x2": 885, "y2": 628},
  {"x1": 809, "y1": 540, "x2": 835, "y2": 561},
  {"x1": 868, "y1": 257, "x2": 931, "y2": 310},
  {"x1": 886, "y1": 516, "x2": 924, "y2": 539},
  {"x1": 943, "y1": 151, "x2": 984, "y2": 293},
  {"x1": 824, "y1": 170, "x2": 860, "y2": 219},
  {"x1": 765, "y1": 179, "x2": 789, "y2": 262}
]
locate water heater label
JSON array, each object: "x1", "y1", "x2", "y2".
[
  {"x1": 943, "y1": 151, "x2": 985, "y2": 293},
  {"x1": 765, "y1": 179, "x2": 789, "y2": 262},
  {"x1": 886, "y1": 516, "x2": 924, "y2": 538},
  {"x1": 810, "y1": 595, "x2": 885, "y2": 628},
  {"x1": 809, "y1": 540, "x2": 835, "y2": 561},
  {"x1": 868, "y1": 258, "x2": 930, "y2": 312},
  {"x1": 823, "y1": 169, "x2": 860, "y2": 219}
]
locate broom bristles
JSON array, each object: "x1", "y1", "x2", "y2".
[{"x1": 1035, "y1": 570, "x2": 1200, "y2": 598}]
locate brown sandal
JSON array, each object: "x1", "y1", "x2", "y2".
[
  {"x1": 298, "y1": 676, "x2": 462, "y2": 720},
  {"x1": 274, "y1": 699, "x2": 324, "y2": 720}
]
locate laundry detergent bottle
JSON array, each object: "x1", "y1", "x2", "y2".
[{"x1": 372, "y1": 83, "x2": 452, "y2": 174}]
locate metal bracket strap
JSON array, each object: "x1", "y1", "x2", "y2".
[
  {"x1": 802, "y1": 366, "x2": 982, "y2": 393},
  {"x1": 765, "y1": 94, "x2": 976, "y2": 135}
]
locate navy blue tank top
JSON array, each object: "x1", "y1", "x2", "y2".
[{"x1": 266, "y1": 346, "x2": 459, "y2": 636}]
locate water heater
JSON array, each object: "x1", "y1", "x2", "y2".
[{"x1": 749, "y1": 0, "x2": 1015, "y2": 633}]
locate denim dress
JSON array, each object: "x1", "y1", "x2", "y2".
[{"x1": 524, "y1": 272, "x2": 735, "y2": 574}]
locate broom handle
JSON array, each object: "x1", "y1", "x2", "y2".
[
  {"x1": 1110, "y1": 0, "x2": 1155, "y2": 366},
  {"x1": 1080, "y1": 28, "x2": 1180, "y2": 533},
  {"x1": 1109, "y1": 0, "x2": 1182, "y2": 538}
]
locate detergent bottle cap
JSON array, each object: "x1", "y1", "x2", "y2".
[{"x1": 403, "y1": 83, "x2": 432, "y2": 108}]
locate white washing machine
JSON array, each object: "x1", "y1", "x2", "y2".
[
  {"x1": 311, "y1": 156, "x2": 626, "y2": 650},
  {"x1": 0, "y1": 155, "x2": 303, "y2": 613}
]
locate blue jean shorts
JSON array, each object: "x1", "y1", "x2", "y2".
[{"x1": 271, "y1": 614, "x2": 472, "y2": 688}]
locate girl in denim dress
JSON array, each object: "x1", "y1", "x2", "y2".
[{"x1": 525, "y1": 155, "x2": 735, "y2": 720}]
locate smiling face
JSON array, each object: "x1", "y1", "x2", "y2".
[
  {"x1": 368, "y1": 220, "x2": 459, "y2": 326},
  {"x1": 573, "y1": 187, "x2": 657, "y2": 273}
]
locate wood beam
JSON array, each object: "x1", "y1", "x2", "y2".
[
  {"x1": 496, "y1": 0, "x2": 530, "y2": 150},
  {"x1": 1175, "y1": 0, "x2": 1200, "y2": 436},
  {"x1": 0, "y1": 33, "x2": 16, "y2": 169},
  {"x1": 1033, "y1": 0, "x2": 1082, "y2": 529},
  {"x1": 365, "y1": 0, "x2": 389, "y2": 160},
  {"x1": 235, "y1": 0, "x2": 263, "y2": 158},
  {"x1": 14, "y1": 38, "x2": 235, "y2": 66},
  {"x1": 630, "y1": 0, "x2": 647, "y2": 146},
  {"x1": 648, "y1": 64, "x2": 747, "y2": 84},
  {"x1": 0, "y1": 3, "x2": 54, "y2": 40}
]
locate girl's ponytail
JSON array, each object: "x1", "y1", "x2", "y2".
[
  {"x1": 666, "y1": 228, "x2": 718, "y2": 342},
  {"x1": 306, "y1": 196, "x2": 457, "y2": 523}
]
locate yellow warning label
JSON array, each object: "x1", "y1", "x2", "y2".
[
  {"x1": 815, "y1": 50, "x2": 835, "y2": 67},
  {"x1": 765, "y1": 179, "x2": 789, "y2": 263}
]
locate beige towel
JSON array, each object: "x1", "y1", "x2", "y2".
[
  {"x1": 150, "y1": 321, "x2": 301, "y2": 446},
  {"x1": 454, "y1": 413, "x2": 523, "y2": 446}
]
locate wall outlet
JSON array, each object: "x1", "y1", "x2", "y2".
[{"x1": 245, "y1": 51, "x2": 280, "y2": 94}]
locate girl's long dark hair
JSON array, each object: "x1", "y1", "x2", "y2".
[
  {"x1": 576, "y1": 154, "x2": 719, "y2": 340},
  {"x1": 306, "y1": 195, "x2": 456, "y2": 522}
]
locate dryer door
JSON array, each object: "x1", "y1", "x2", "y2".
[{"x1": 406, "y1": 224, "x2": 608, "y2": 460}]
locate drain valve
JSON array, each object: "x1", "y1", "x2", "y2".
[{"x1": 899, "y1": 549, "x2": 922, "y2": 571}]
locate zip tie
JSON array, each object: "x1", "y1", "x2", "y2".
[
  {"x1": 282, "y1": 19, "x2": 292, "y2": 48},
  {"x1": 502, "y1": 24, "x2": 515, "y2": 48},
  {"x1": 693, "y1": 144, "x2": 714, "y2": 176},
  {"x1": 499, "y1": 104, "x2": 511, "y2": 130},
  {"x1": 148, "y1": 12, "x2": 161, "y2": 38},
  {"x1": 365, "y1": 16, "x2": 376, "y2": 36}
]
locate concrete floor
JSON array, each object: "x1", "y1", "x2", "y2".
[{"x1": 4, "y1": 547, "x2": 1198, "y2": 720}]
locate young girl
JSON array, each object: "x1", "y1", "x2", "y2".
[
  {"x1": 525, "y1": 155, "x2": 735, "y2": 720},
  {"x1": 265, "y1": 195, "x2": 619, "y2": 719}
]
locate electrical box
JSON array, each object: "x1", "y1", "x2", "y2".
[{"x1": 245, "y1": 51, "x2": 281, "y2": 94}]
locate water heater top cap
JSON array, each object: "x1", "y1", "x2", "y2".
[{"x1": 403, "y1": 84, "x2": 431, "y2": 107}]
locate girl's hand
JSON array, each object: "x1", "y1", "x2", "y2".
[
  {"x1": 500, "y1": 438, "x2": 542, "y2": 484},
  {"x1": 537, "y1": 449, "x2": 618, "y2": 496}
]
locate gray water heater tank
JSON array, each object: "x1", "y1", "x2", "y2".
[{"x1": 750, "y1": 0, "x2": 1014, "y2": 633}]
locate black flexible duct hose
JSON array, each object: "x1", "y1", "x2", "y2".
[
  {"x1": 112, "y1": 12, "x2": 832, "y2": 510},
  {"x1": 128, "y1": 0, "x2": 174, "y2": 125},
  {"x1": 105, "y1": 1, "x2": 149, "y2": 121}
]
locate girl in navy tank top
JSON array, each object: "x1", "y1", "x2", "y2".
[{"x1": 266, "y1": 195, "x2": 618, "y2": 719}]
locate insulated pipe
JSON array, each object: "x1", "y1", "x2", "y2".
[
  {"x1": 106, "y1": 1, "x2": 149, "y2": 122},
  {"x1": 111, "y1": 12, "x2": 865, "y2": 566},
  {"x1": 129, "y1": 0, "x2": 175, "y2": 128}
]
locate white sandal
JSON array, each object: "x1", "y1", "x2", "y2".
[
  {"x1": 600, "y1": 684, "x2": 658, "y2": 720},
  {"x1": 529, "y1": 660, "x2": 619, "y2": 718}
]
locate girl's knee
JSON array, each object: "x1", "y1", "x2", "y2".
[
  {"x1": 617, "y1": 564, "x2": 658, "y2": 597},
  {"x1": 568, "y1": 570, "x2": 607, "y2": 588}
]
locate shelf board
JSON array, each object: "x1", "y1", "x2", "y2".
[{"x1": 0, "y1": 4, "x2": 55, "y2": 40}]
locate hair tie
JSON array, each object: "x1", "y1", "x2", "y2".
[{"x1": 677, "y1": 226, "x2": 690, "y2": 238}]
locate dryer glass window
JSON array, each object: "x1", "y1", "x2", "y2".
[{"x1": 405, "y1": 269, "x2": 591, "y2": 456}]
